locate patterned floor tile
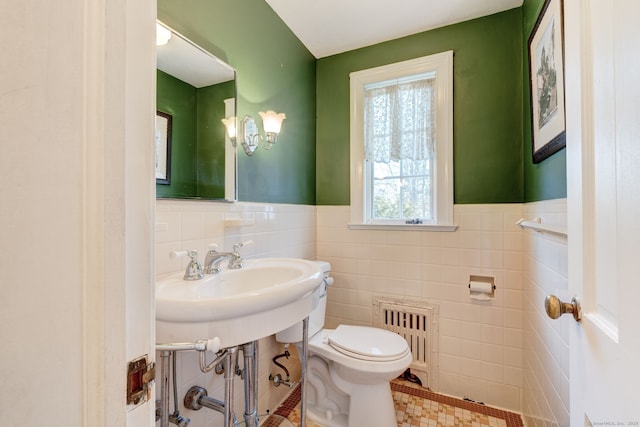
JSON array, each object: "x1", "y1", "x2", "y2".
[{"x1": 264, "y1": 378, "x2": 523, "y2": 427}]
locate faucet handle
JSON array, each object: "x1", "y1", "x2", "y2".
[
  {"x1": 171, "y1": 250, "x2": 204, "y2": 281},
  {"x1": 205, "y1": 243, "x2": 224, "y2": 256},
  {"x1": 233, "y1": 240, "x2": 254, "y2": 252},
  {"x1": 227, "y1": 240, "x2": 253, "y2": 270}
]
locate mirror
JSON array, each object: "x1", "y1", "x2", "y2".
[{"x1": 155, "y1": 21, "x2": 237, "y2": 201}]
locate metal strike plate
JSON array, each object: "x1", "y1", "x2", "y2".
[{"x1": 127, "y1": 355, "x2": 155, "y2": 406}]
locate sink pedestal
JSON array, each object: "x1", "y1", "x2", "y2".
[{"x1": 155, "y1": 258, "x2": 323, "y2": 427}]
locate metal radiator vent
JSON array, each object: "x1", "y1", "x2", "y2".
[{"x1": 373, "y1": 298, "x2": 439, "y2": 390}]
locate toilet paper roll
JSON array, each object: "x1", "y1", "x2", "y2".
[{"x1": 469, "y1": 281, "x2": 493, "y2": 294}]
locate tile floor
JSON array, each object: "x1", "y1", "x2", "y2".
[{"x1": 264, "y1": 379, "x2": 524, "y2": 427}]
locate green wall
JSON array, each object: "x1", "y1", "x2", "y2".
[
  {"x1": 158, "y1": 0, "x2": 317, "y2": 204},
  {"x1": 158, "y1": 1, "x2": 566, "y2": 205},
  {"x1": 197, "y1": 81, "x2": 234, "y2": 199},
  {"x1": 522, "y1": 0, "x2": 567, "y2": 201},
  {"x1": 156, "y1": 70, "x2": 198, "y2": 198},
  {"x1": 156, "y1": 70, "x2": 232, "y2": 199},
  {"x1": 316, "y1": 9, "x2": 524, "y2": 205}
]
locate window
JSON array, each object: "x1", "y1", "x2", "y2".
[{"x1": 349, "y1": 51, "x2": 456, "y2": 230}]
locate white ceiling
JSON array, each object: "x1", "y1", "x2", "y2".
[{"x1": 265, "y1": 0, "x2": 523, "y2": 58}]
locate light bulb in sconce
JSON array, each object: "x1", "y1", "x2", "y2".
[
  {"x1": 156, "y1": 23, "x2": 172, "y2": 46},
  {"x1": 221, "y1": 117, "x2": 237, "y2": 145},
  {"x1": 259, "y1": 110, "x2": 286, "y2": 144}
]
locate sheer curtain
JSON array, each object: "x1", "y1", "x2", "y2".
[{"x1": 364, "y1": 78, "x2": 436, "y2": 163}]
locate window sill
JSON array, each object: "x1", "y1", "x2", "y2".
[{"x1": 347, "y1": 223, "x2": 458, "y2": 232}]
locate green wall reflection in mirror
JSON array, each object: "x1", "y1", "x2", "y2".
[{"x1": 155, "y1": 21, "x2": 237, "y2": 201}]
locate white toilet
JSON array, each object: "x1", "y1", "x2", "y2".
[{"x1": 276, "y1": 261, "x2": 412, "y2": 427}]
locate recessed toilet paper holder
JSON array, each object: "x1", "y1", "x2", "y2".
[{"x1": 468, "y1": 275, "x2": 496, "y2": 300}]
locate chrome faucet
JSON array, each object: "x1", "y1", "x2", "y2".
[
  {"x1": 203, "y1": 242, "x2": 249, "y2": 274},
  {"x1": 170, "y1": 250, "x2": 204, "y2": 281}
]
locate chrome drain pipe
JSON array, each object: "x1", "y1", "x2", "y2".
[
  {"x1": 159, "y1": 351, "x2": 171, "y2": 427},
  {"x1": 301, "y1": 317, "x2": 309, "y2": 427},
  {"x1": 223, "y1": 347, "x2": 238, "y2": 427},
  {"x1": 241, "y1": 341, "x2": 259, "y2": 427},
  {"x1": 184, "y1": 346, "x2": 238, "y2": 427},
  {"x1": 156, "y1": 351, "x2": 192, "y2": 427},
  {"x1": 183, "y1": 386, "x2": 227, "y2": 415},
  {"x1": 170, "y1": 353, "x2": 191, "y2": 426},
  {"x1": 156, "y1": 339, "x2": 221, "y2": 427}
]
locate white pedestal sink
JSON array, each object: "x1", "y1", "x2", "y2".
[{"x1": 156, "y1": 258, "x2": 324, "y2": 348}]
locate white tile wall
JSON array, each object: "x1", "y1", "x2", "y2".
[
  {"x1": 156, "y1": 199, "x2": 568, "y2": 423},
  {"x1": 522, "y1": 199, "x2": 569, "y2": 427},
  {"x1": 316, "y1": 204, "x2": 524, "y2": 412},
  {"x1": 155, "y1": 200, "x2": 316, "y2": 426}
]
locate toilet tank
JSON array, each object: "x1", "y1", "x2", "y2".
[{"x1": 275, "y1": 261, "x2": 331, "y2": 343}]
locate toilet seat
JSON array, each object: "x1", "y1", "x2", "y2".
[{"x1": 327, "y1": 325, "x2": 410, "y2": 362}]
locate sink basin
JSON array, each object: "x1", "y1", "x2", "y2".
[{"x1": 156, "y1": 258, "x2": 324, "y2": 348}]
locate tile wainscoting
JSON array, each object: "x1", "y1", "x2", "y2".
[
  {"x1": 155, "y1": 200, "x2": 316, "y2": 426},
  {"x1": 155, "y1": 199, "x2": 567, "y2": 424},
  {"x1": 317, "y1": 204, "x2": 525, "y2": 412},
  {"x1": 522, "y1": 199, "x2": 569, "y2": 426}
]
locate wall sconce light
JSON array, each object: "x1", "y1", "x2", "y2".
[
  {"x1": 233, "y1": 111, "x2": 286, "y2": 156},
  {"x1": 221, "y1": 117, "x2": 237, "y2": 145},
  {"x1": 259, "y1": 110, "x2": 287, "y2": 146}
]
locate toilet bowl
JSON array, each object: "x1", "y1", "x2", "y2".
[{"x1": 276, "y1": 262, "x2": 412, "y2": 427}]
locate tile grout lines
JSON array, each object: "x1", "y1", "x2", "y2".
[{"x1": 264, "y1": 379, "x2": 524, "y2": 427}]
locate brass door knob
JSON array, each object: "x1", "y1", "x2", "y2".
[{"x1": 545, "y1": 295, "x2": 582, "y2": 321}]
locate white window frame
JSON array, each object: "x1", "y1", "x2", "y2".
[{"x1": 349, "y1": 51, "x2": 456, "y2": 231}]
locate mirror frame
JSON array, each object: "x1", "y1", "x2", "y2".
[{"x1": 155, "y1": 110, "x2": 173, "y2": 185}]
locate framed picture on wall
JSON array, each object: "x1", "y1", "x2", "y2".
[
  {"x1": 155, "y1": 110, "x2": 172, "y2": 185},
  {"x1": 528, "y1": 0, "x2": 566, "y2": 163}
]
